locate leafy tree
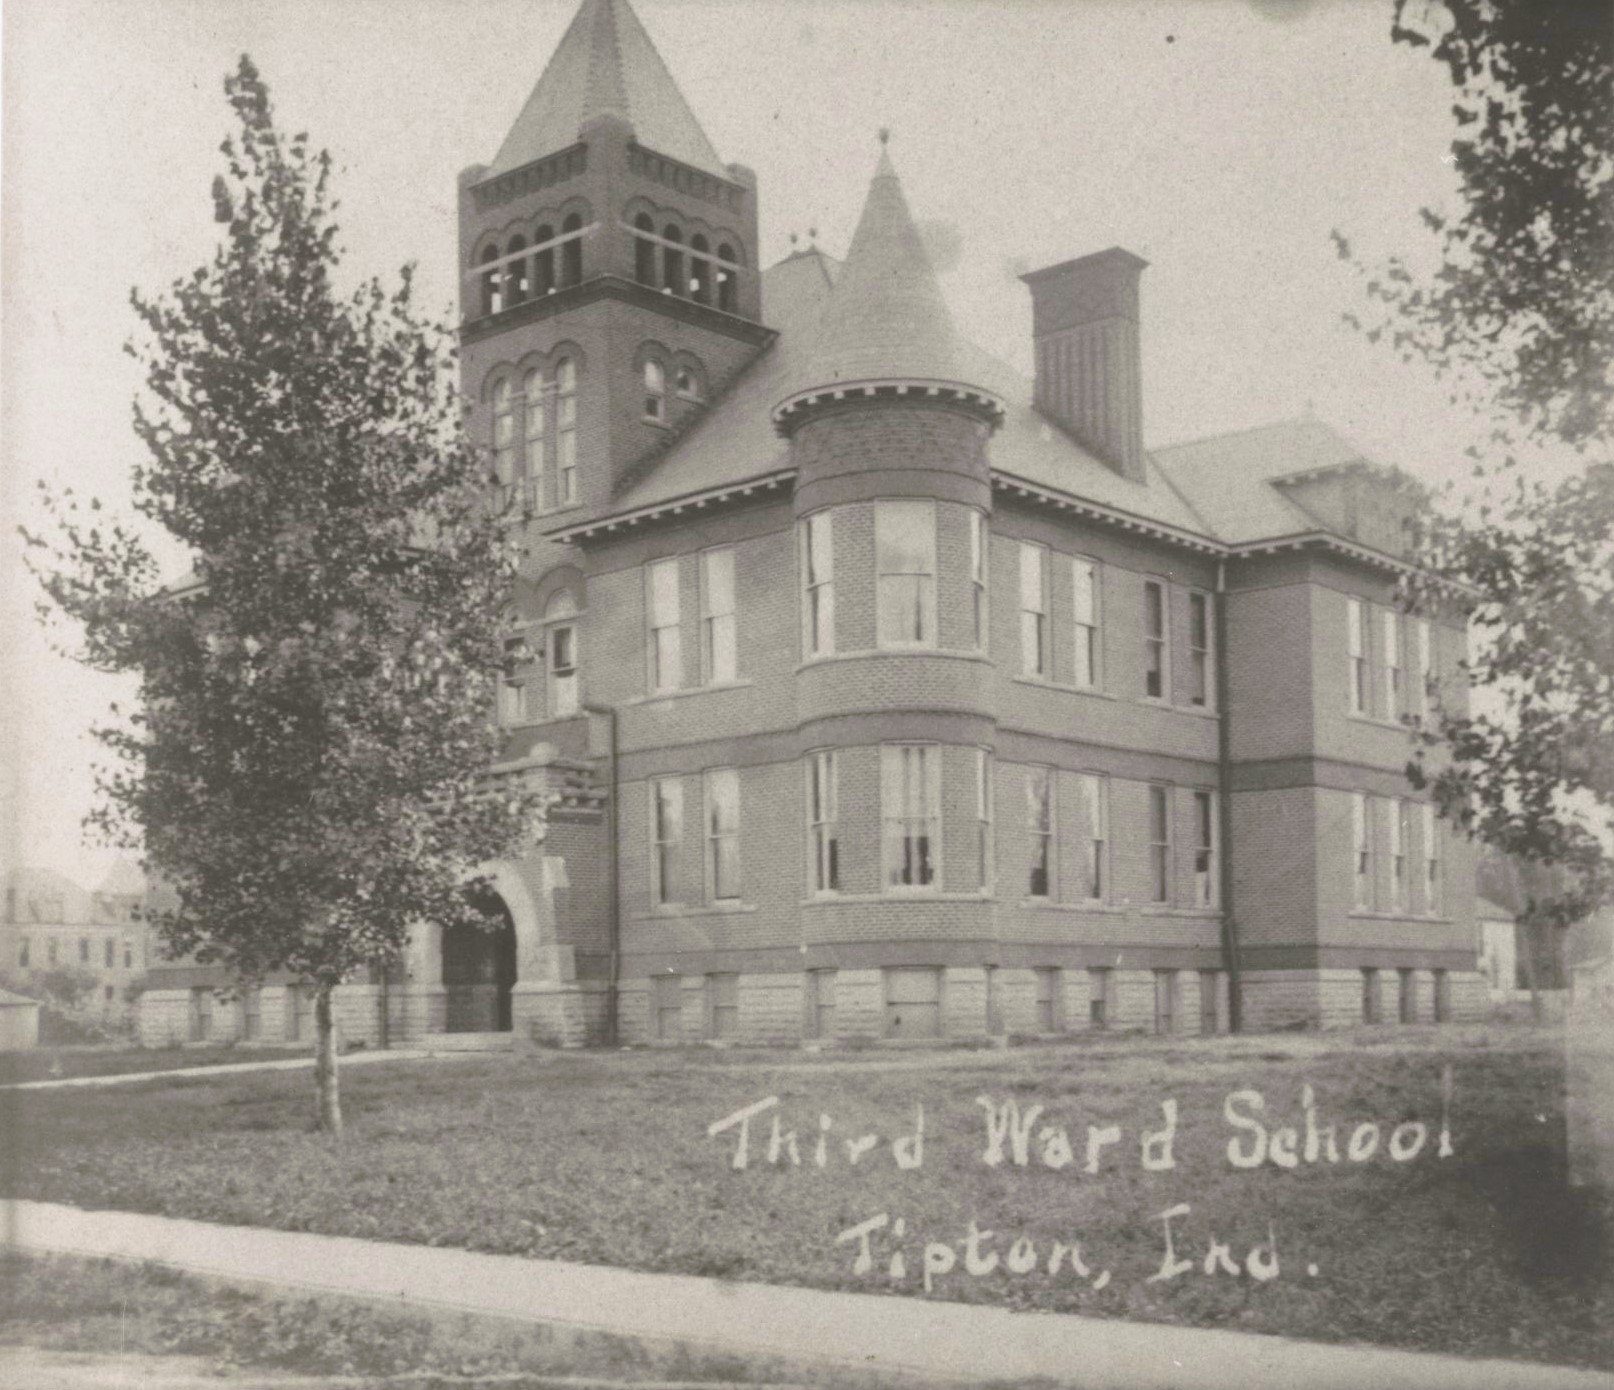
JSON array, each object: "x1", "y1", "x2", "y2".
[
  {"x1": 22, "y1": 57, "x2": 542, "y2": 1133},
  {"x1": 1339, "y1": 2, "x2": 1613, "y2": 992}
]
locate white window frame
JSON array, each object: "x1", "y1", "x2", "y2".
[
  {"x1": 1019, "y1": 542, "x2": 1048, "y2": 677},
  {"x1": 1072, "y1": 556, "x2": 1100, "y2": 690},
  {"x1": 1188, "y1": 590, "x2": 1213, "y2": 708},
  {"x1": 556, "y1": 357, "x2": 578, "y2": 505},
  {"x1": 651, "y1": 778, "x2": 684, "y2": 907},
  {"x1": 1347, "y1": 597, "x2": 1368, "y2": 715},
  {"x1": 547, "y1": 621, "x2": 579, "y2": 717},
  {"x1": 1143, "y1": 579, "x2": 1170, "y2": 701},
  {"x1": 970, "y1": 511, "x2": 989, "y2": 652},
  {"x1": 700, "y1": 547, "x2": 737, "y2": 685},
  {"x1": 807, "y1": 751, "x2": 839, "y2": 896},
  {"x1": 1147, "y1": 783, "x2": 1172, "y2": 903},
  {"x1": 704, "y1": 767, "x2": 742, "y2": 903},
  {"x1": 1352, "y1": 792, "x2": 1373, "y2": 911},
  {"x1": 1415, "y1": 617, "x2": 1434, "y2": 719},
  {"x1": 975, "y1": 748, "x2": 994, "y2": 893},
  {"x1": 646, "y1": 558, "x2": 682, "y2": 694},
  {"x1": 492, "y1": 377, "x2": 516, "y2": 488},
  {"x1": 875, "y1": 501, "x2": 937, "y2": 649},
  {"x1": 881, "y1": 744, "x2": 941, "y2": 893},
  {"x1": 1076, "y1": 773, "x2": 1107, "y2": 902},
  {"x1": 801, "y1": 513, "x2": 835, "y2": 657},
  {"x1": 1193, "y1": 788, "x2": 1217, "y2": 908},
  {"x1": 643, "y1": 358, "x2": 666, "y2": 422},
  {"x1": 522, "y1": 369, "x2": 546, "y2": 511},
  {"x1": 1026, "y1": 765, "x2": 1054, "y2": 899},
  {"x1": 1390, "y1": 797, "x2": 1409, "y2": 914},
  {"x1": 1422, "y1": 802, "x2": 1442, "y2": 916},
  {"x1": 1383, "y1": 608, "x2": 1403, "y2": 718}
]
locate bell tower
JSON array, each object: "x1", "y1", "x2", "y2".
[{"x1": 457, "y1": 0, "x2": 774, "y2": 523}]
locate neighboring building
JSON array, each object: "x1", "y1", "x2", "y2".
[
  {"x1": 0, "y1": 989, "x2": 42, "y2": 1051},
  {"x1": 140, "y1": 0, "x2": 1486, "y2": 1047},
  {"x1": 1476, "y1": 897, "x2": 1522, "y2": 1002},
  {"x1": 1, "y1": 863, "x2": 153, "y2": 1022}
]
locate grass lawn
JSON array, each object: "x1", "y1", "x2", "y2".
[
  {"x1": 0, "y1": 1250, "x2": 857, "y2": 1388},
  {"x1": 2, "y1": 1025, "x2": 1608, "y2": 1372},
  {"x1": 0, "y1": 1044, "x2": 311, "y2": 1086}
]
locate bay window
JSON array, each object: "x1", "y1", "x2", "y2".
[
  {"x1": 705, "y1": 768, "x2": 742, "y2": 902},
  {"x1": 801, "y1": 512, "x2": 834, "y2": 656},
  {"x1": 1020, "y1": 542, "x2": 1047, "y2": 677},
  {"x1": 646, "y1": 558, "x2": 682, "y2": 693},
  {"x1": 875, "y1": 501, "x2": 937, "y2": 647},
  {"x1": 881, "y1": 745, "x2": 939, "y2": 891},
  {"x1": 1073, "y1": 557, "x2": 1099, "y2": 689}
]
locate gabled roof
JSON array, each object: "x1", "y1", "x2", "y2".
[{"x1": 488, "y1": 0, "x2": 725, "y2": 179}]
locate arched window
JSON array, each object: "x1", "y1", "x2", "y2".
[
  {"x1": 523, "y1": 368, "x2": 546, "y2": 510},
  {"x1": 533, "y1": 224, "x2": 556, "y2": 297},
  {"x1": 479, "y1": 244, "x2": 502, "y2": 317},
  {"x1": 506, "y1": 236, "x2": 528, "y2": 305},
  {"x1": 556, "y1": 357, "x2": 578, "y2": 505},
  {"x1": 643, "y1": 358, "x2": 666, "y2": 422},
  {"x1": 689, "y1": 234, "x2": 711, "y2": 303},
  {"x1": 544, "y1": 590, "x2": 580, "y2": 717},
  {"x1": 492, "y1": 378, "x2": 515, "y2": 487},
  {"x1": 634, "y1": 214, "x2": 657, "y2": 286},
  {"x1": 662, "y1": 224, "x2": 683, "y2": 296},
  {"x1": 561, "y1": 214, "x2": 583, "y2": 287},
  {"x1": 716, "y1": 242, "x2": 737, "y2": 311},
  {"x1": 675, "y1": 360, "x2": 704, "y2": 401}
]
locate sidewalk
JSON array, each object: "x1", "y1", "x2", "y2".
[
  {"x1": 6, "y1": 1201, "x2": 1608, "y2": 1390},
  {"x1": 0, "y1": 1049, "x2": 447, "y2": 1091}
]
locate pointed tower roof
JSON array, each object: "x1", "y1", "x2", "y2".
[
  {"x1": 489, "y1": 0, "x2": 726, "y2": 179},
  {"x1": 774, "y1": 139, "x2": 1000, "y2": 430}
]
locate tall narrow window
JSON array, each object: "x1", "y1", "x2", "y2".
[
  {"x1": 651, "y1": 778, "x2": 683, "y2": 907},
  {"x1": 1154, "y1": 969, "x2": 1177, "y2": 1035},
  {"x1": 662, "y1": 224, "x2": 684, "y2": 295},
  {"x1": 881, "y1": 745, "x2": 939, "y2": 891},
  {"x1": 1415, "y1": 617, "x2": 1434, "y2": 719},
  {"x1": 479, "y1": 244, "x2": 501, "y2": 317},
  {"x1": 970, "y1": 511, "x2": 988, "y2": 650},
  {"x1": 1073, "y1": 558, "x2": 1099, "y2": 689},
  {"x1": 498, "y1": 635, "x2": 528, "y2": 726},
  {"x1": 975, "y1": 749, "x2": 994, "y2": 892},
  {"x1": 546, "y1": 592, "x2": 579, "y2": 718},
  {"x1": 1143, "y1": 580, "x2": 1168, "y2": 699},
  {"x1": 1076, "y1": 773, "x2": 1107, "y2": 901},
  {"x1": 801, "y1": 512, "x2": 834, "y2": 656},
  {"x1": 701, "y1": 548, "x2": 736, "y2": 684},
  {"x1": 1362, "y1": 968, "x2": 1381, "y2": 1024},
  {"x1": 1383, "y1": 609, "x2": 1403, "y2": 717},
  {"x1": 705, "y1": 768, "x2": 742, "y2": 902},
  {"x1": 1352, "y1": 793, "x2": 1373, "y2": 910},
  {"x1": 1188, "y1": 591, "x2": 1212, "y2": 707},
  {"x1": 560, "y1": 213, "x2": 583, "y2": 286},
  {"x1": 1422, "y1": 803, "x2": 1442, "y2": 915},
  {"x1": 1193, "y1": 790, "x2": 1217, "y2": 907},
  {"x1": 556, "y1": 358, "x2": 578, "y2": 504},
  {"x1": 689, "y1": 234, "x2": 712, "y2": 302},
  {"x1": 492, "y1": 379, "x2": 515, "y2": 488},
  {"x1": 79, "y1": 936, "x2": 89, "y2": 963},
  {"x1": 123, "y1": 939, "x2": 133, "y2": 968},
  {"x1": 1389, "y1": 798, "x2": 1408, "y2": 913},
  {"x1": 104, "y1": 937, "x2": 114, "y2": 968},
  {"x1": 1347, "y1": 597, "x2": 1368, "y2": 714},
  {"x1": 522, "y1": 369, "x2": 546, "y2": 510},
  {"x1": 1026, "y1": 766, "x2": 1053, "y2": 899},
  {"x1": 643, "y1": 358, "x2": 665, "y2": 422},
  {"x1": 533, "y1": 224, "x2": 556, "y2": 295},
  {"x1": 1090, "y1": 967, "x2": 1111, "y2": 1028},
  {"x1": 875, "y1": 501, "x2": 936, "y2": 647},
  {"x1": 708, "y1": 973, "x2": 739, "y2": 1038},
  {"x1": 1020, "y1": 542, "x2": 1047, "y2": 676},
  {"x1": 647, "y1": 558, "x2": 682, "y2": 693},
  {"x1": 505, "y1": 235, "x2": 528, "y2": 304},
  {"x1": 716, "y1": 243, "x2": 737, "y2": 311},
  {"x1": 808, "y1": 751, "x2": 839, "y2": 894},
  {"x1": 633, "y1": 214, "x2": 656, "y2": 285},
  {"x1": 1034, "y1": 968, "x2": 1060, "y2": 1032},
  {"x1": 17, "y1": 938, "x2": 29, "y2": 968},
  {"x1": 1148, "y1": 785, "x2": 1171, "y2": 903}
]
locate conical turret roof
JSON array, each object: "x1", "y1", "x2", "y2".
[
  {"x1": 489, "y1": 0, "x2": 725, "y2": 179},
  {"x1": 800, "y1": 145, "x2": 970, "y2": 389}
]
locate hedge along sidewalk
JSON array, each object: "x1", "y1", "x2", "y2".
[
  {"x1": 7, "y1": 1202, "x2": 1607, "y2": 1390},
  {"x1": 0, "y1": 1048, "x2": 444, "y2": 1091}
]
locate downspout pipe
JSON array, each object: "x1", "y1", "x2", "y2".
[
  {"x1": 584, "y1": 704, "x2": 620, "y2": 1047},
  {"x1": 1215, "y1": 559, "x2": 1244, "y2": 1033}
]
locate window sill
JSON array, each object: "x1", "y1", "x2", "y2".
[
  {"x1": 642, "y1": 415, "x2": 671, "y2": 429},
  {"x1": 637, "y1": 902, "x2": 759, "y2": 920},
  {"x1": 1010, "y1": 675, "x2": 1115, "y2": 700},
  {"x1": 797, "y1": 649, "x2": 991, "y2": 672},
  {"x1": 628, "y1": 679, "x2": 754, "y2": 706},
  {"x1": 1346, "y1": 712, "x2": 1410, "y2": 733},
  {"x1": 1017, "y1": 900, "x2": 1126, "y2": 914},
  {"x1": 801, "y1": 892, "x2": 988, "y2": 905}
]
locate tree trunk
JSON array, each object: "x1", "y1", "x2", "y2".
[{"x1": 314, "y1": 983, "x2": 342, "y2": 1136}]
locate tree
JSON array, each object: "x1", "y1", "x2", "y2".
[
  {"x1": 21, "y1": 57, "x2": 542, "y2": 1133},
  {"x1": 1339, "y1": 2, "x2": 1614, "y2": 993}
]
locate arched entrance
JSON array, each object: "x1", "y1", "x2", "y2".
[{"x1": 441, "y1": 889, "x2": 517, "y2": 1032}]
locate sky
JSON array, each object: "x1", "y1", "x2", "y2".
[{"x1": 0, "y1": 0, "x2": 1544, "y2": 883}]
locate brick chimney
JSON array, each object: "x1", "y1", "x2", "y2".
[{"x1": 1020, "y1": 248, "x2": 1148, "y2": 484}]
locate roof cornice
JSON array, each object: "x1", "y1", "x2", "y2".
[
  {"x1": 772, "y1": 379, "x2": 1004, "y2": 436},
  {"x1": 544, "y1": 469, "x2": 797, "y2": 543}
]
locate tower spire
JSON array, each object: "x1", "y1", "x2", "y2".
[{"x1": 488, "y1": 0, "x2": 725, "y2": 178}]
